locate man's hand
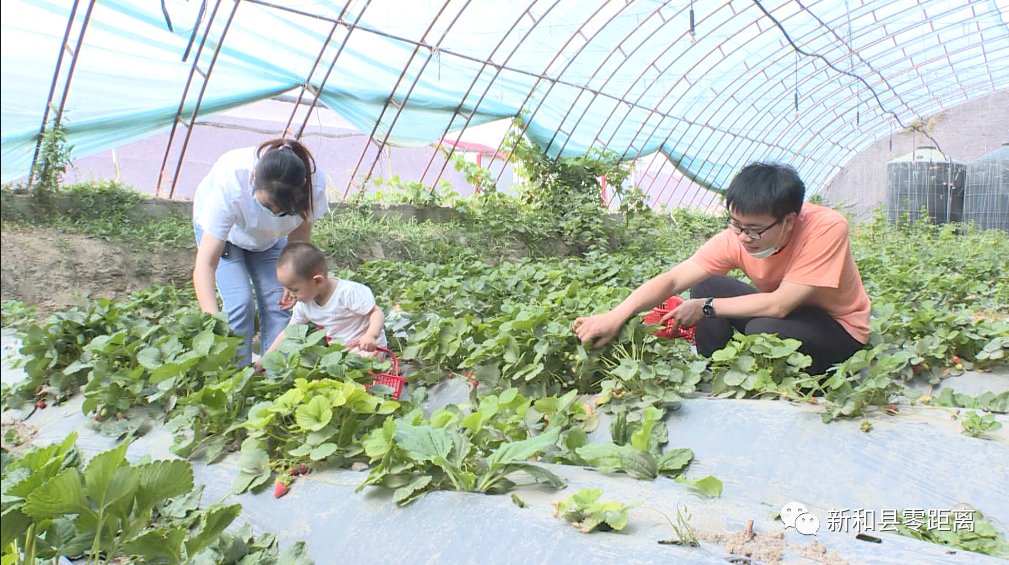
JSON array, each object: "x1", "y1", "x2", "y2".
[
  {"x1": 660, "y1": 298, "x2": 704, "y2": 332},
  {"x1": 572, "y1": 311, "x2": 626, "y2": 348},
  {"x1": 278, "y1": 289, "x2": 296, "y2": 310},
  {"x1": 358, "y1": 334, "x2": 379, "y2": 352}
]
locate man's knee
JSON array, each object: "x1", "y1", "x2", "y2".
[
  {"x1": 744, "y1": 317, "x2": 788, "y2": 338},
  {"x1": 689, "y1": 276, "x2": 722, "y2": 299}
]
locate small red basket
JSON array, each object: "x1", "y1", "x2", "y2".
[
  {"x1": 642, "y1": 296, "x2": 696, "y2": 342},
  {"x1": 346, "y1": 340, "x2": 406, "y2": 400}
]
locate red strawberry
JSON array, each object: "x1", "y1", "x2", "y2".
[
  {"x1": 274, "y1": 480, "x2": 289, "y2": 498},
  {"x1": 117, "y1": 414, "x2": 126, "y2": 421},
  {"x1": 289, "y1": 467, "x2": 301, "y2": 477},
  {"x1": 94, "y1": 414, "x2": 101, "y2": 421},
  {"x1": 35, "y1": 401, "x2": 46, "y2": 410},
  {"x1": 951, "y1": 356, "x2": 961, "y2": 365},
  {"x1": 885, "y1": 405, "x2": 899, "y2": 415},
  {"x1": 298, "y1": 464, "x2": 309, "y2": 475}
]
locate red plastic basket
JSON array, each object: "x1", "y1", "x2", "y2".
[
  {"x1": 346, "y1": 341, "x2": 406, "y2": 400},
  {"x1": 642, "y1": 296, "x2": 696, "y2": 342}
]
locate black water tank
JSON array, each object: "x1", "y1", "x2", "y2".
[
  {"x1": 885, "y1": 146, "x2": 966, "y2": 225},
  {"x1": 963, "y1": 143, "x2": 1009, "y2": 232}
]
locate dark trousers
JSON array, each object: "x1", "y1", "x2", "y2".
[{"x1": 689, "y1": 276, "x2": 864, "y2": 376}]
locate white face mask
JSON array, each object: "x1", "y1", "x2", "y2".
[{"x1": 744, "y1": 220, "x2": 787, "y2": 259}]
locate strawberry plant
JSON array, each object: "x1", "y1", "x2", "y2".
[
  {"x1": 1, "y1": 434, "x2": 314, "y2": 565},
  {"x1": 572, "y1": 407, "x2": 695, "y2": 481},
  {"x1": 959, "y1": 410, "x2": 1003, "y2": 439},
  {"x1": 932, "y1": 388, "x2": 1009, "y2": 414},
  {"x1": 819, "y1": 345, "x2": 910, "y2": 423},
  {"x1": 233, "y1": 378, "x2": 401, "y2": 493},
  {"x1": 357, "y1": 406, "x2": 565, "y2": 505},
  {"x1": 707, "y1": 334, "x2": 816, "y2": 400},
  {"x1": 552, "y1": 488, "x2": 641, "y2": 533},
  {"x1": 894, "y1": 508, "x2": 1009, "y2": 558}
]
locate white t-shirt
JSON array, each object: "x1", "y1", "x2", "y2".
[
  {"x1": 193, "y1": 147, "x2": 329, "y2": 252},
  {"x1": 290, "y1": 279, "x2": 388, "y2": 348}
]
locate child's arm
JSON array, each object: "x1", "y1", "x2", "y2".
[{"x1": 356, "y1": 307, "x2": 386, "y2": 351}]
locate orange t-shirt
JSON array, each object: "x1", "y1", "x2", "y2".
[{"x1": 688, "y1": 204, "x2": 871, "y2": 343}]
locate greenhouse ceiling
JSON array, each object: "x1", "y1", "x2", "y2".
[{"x1": 2, "y1": 0, "x2": 1007, "y2": 200}]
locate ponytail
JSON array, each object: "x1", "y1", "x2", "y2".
[{"x1": 254, "y1": 138, "x2": 317, "y2": 220}]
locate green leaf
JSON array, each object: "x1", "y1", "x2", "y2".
[
  {"x1": 486, "y1": 427, "x2": 561, "y2": 467},
  {"x1": 0, "y1": 509, "x2": 31, "y2": 548},
  {"x1": 185, "y1": 503, "x2": 242, "y2": 557},
  {"x1": 136, "y1": 347, "x2": 162, "y2": 370},
  {"x1": 295, "y1": 396, "x2": 334, "y2": 432},
  {"x1": 261, "y1": 351, "x2": 288, "y2": 373},
  {"x1": 135, "y1": 459, "x2": 195, "y2": 514},
  {"x1": 618, "y1": 448, "x2": 658, "y2": 480},
  {"x1": 393, "y1": 422, "x2": 453, "y2": 462},
  {"x1": 122, "y1": 527, "x2": 186, "y2": 564},
  {"x1": 276, "y1": 541, "x2": 314, "y2": 565},
  {"x1": 393, "y1": 475, "x2": 433, "y2": 504},
  {"x1": 510, "y1": 463, "x2": 566, "y2": 488},
  {"x1": 101, "y1": 466, "x2": 140, "y2": 517},
  {"x1": 656, "y1": 448, "x2": 694, "y2": 476},
  {"x1": 511, "y1": 494, "x2": 528, "y2": 508},
  {"x1": 83, "y1": 440, "x2": 129, "y2": 505},
  {"x1": 575, "y1": 443, "x2": 623, "y2": 472},
  {"x1": 193, "y1": 330, "x2": 215, "y2": 355},
  {"x1": 310, "y1": 443, "x2": 339, "y2": 461},
  {"x1": 675, "y1": 475, "x2": 723, "y2": 498},
  {"x1": 23, "y1": 468, "x2": 89, "y2": 518}
]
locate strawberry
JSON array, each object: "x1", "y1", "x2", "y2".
[
  {"x1": 951, "y1": 356, "x2": 961, "y2": 365},
  {"x1": 94, "y1": 414, "x2": 101, "y2": 421},
  {"x1": 885, "y1": 405, "x2": 899, "y2": 415},
  {"x1": 117, "y1": 414, "x2": 126, "y2": 421},
  {"x1": 35, "y1": 401, "x2": 46, "y2": 410},
  {"x1": 273, "y1": 479, "x2": 290, "y2": 498},
  {"x1": 955, "y1": 363, "x2": 964, "y2": 371},
  {"x1": 289, "y1": 467, "x2": 301, "y2": 477},
  {"x1": 298, "y1": 464, "x2": 309, "y2": 476}
]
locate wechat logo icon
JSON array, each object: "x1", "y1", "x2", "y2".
[{"x1": 781, "y1": 502, "x2": 820, "y2": 535}]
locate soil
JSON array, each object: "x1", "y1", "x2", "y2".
[
  {"x1": 699, "y1": 528, "x2": 851, "y2": 565},
  {"x1": 0, "y1": 415, "x2": 37, "y2": 457},
  {"x1": 1, "y1": 227, "x2": 194, "y2": 314}
]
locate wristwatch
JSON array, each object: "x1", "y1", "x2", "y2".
[{"x1": 702, "y1": 297, "x2": 716, "y2": 318}]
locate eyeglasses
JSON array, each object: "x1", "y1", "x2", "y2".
[{"x1": 725, "y1": 216, "x2": 782, "y2": 240}]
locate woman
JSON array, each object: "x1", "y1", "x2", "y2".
[{"x1": 192, "y1": 139, "x2": 329, "y2": 365}]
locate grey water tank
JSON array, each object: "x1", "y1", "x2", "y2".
[
  {"x1": 885, "y1": 146, "x2": 966, "y2": 225},
  {"x1": 963, "y1": 143, "x2": 1009, "y2": 232}
]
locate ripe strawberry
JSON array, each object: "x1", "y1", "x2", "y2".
[
  {"x1": 94, "y1": 414, "x2": 101, "y2": 421},
  {"x1": 274, "y1": 479, "x2": 290, "y2": 498},
  {"x1": 885, "y1": 405, "x2": 899, "y2": 415},
  {"x1": 35, "y1": 401, "x2": 46, "y2": 410},
  {"x1": 289, "y1": 467, "x2": 301, "y2": 477},
  {"x1": 951, "y1": 356, "x2": 961, "y2": 365},
  {"x1": 298, "y1": 464, "x2": 309, "y2": 476}
]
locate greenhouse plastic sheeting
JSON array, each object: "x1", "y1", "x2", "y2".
[
  {"x1": 3, "y1": 330, "x2": 1008, "y2": 565},
  {"x1": 3, "y1": 0, "x2": 1009, "y2": 192}
]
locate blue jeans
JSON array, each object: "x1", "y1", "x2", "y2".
[{"x1": 194, "y1": 226, "x2": 291, "y2": 365}]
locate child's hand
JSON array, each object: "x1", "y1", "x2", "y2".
[
  {"x1": 358, "y1": 335, "x2": 379, "y2": 352},
  {"x1": 278, "y1": 289, "x2": 296, "y2": 310},
  {"x1": 254, "y1": 359, "x2": 265, "y2": 374}
]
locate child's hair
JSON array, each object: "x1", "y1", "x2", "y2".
[
  {"x1": 277, "y1": 241, "x2": 329, "y2": 280},
  {"x1": 255, "y1": 138, "x2": 317, "y2": 221}
]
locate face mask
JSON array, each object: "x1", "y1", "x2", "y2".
[
  {"x1": 745, "y1": 220, "x2": 787, "y2": 259},
  {"x1": 255, "y1": 196, "x2": 288, "y2": 218}
]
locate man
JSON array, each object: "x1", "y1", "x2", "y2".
[{"x1": 573, "y1": 162, "x2": 869, "y2": 376}]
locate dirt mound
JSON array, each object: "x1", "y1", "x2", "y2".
[{"x1": 1, "y1": 227, "x2": 194, "y2": 314}]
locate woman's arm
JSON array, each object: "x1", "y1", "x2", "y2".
[
  {"x1": 288, "y1": 220, "x2": 313, "y2": 242},
  {"x1": 193, "y1": 232, "x2": 226, "y2": 313}
]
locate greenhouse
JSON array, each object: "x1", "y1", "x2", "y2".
[{"x1": 1, "y1": 1, "x2": 1007, "y2": 564}]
